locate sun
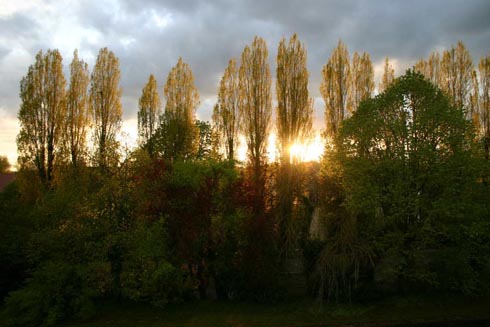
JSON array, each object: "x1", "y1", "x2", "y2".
[
  {"x1": 286, "y1": 134, "x2": 325, "y2": 163},
  {"x1": 237, "y1": 133, "x2": 325, "y2": 163}
]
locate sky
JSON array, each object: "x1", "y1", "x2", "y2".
[{"x1": 1, "y1": 0, "x2": 490, "y2": 167}]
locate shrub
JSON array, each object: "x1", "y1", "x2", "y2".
[
  {"x1": 5, "y1": 261, "x2": 97, "y2": 327},
  {"x1": 120, "y1": 218, "x2": 184, "y2": 306}
]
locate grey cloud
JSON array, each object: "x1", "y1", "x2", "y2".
[
  {"x1": 0, "y1": 46, "x2": 9, "y2": 61},
  {"x1": 0, "y1": 13, "x2": 40, "y2": 41},
  {"x1": 1, "y1": 0, "x2": 490, "y2": 124},
  {"x1": 0, "y1": 13, "x2": 43, "y2": 112}
]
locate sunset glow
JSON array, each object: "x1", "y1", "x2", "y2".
[
  {"x1": 288, "y1": 133, "x2": 325, "y2": 162},
  {"x1": 237, "y1": 132, "x2": 324, "y2": 163}
]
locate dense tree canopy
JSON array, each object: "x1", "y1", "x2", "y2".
[
  {"x1": 5, "y1": 39, "x2": 490, "y2": 327},
  {"x1": 339, "y1": 70, "x2": 474, "y2": 222},
  {"x1": 319, "y1": 70, "x2": 489, "y2": 300}
]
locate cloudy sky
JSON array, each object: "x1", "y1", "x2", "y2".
[{"x1": 1, "y1": 0, "x2": 490, "y2": 166}]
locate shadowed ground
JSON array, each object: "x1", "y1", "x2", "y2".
[{"x1": 1, "y1": 295, "x2": 485, "y2": 327}]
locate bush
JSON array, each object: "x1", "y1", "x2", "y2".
[
  {"x1": 0, "y1": 182, "x2": 33, "y2": 300},
  {"x1": 121, "y1": 261, "x2": 183, "y2": 307},
  {"x1": 5, "y1": 261, "x2": 97, "y2": 327},
  {"x1": 120, "y1": 218, "x2": 184, "y2": 306},
  {"x1": 302, "y1": 239, "x2": 326, "y2": 295}
]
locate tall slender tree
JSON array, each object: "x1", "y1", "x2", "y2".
[
  {"x1": 239, "y1": 36, "x2": 272, "y2": 213},
  {"x1": 276, "y1": 33, "x2": 313, "y2": 163},
  {"x1": 414, "y1": 52, "x2": 440, "y2": 86},
  {"x1": 439, "y1": 41, "x2": 474, "y2": 115},
  {"x1": 90, "y1": 47, "x2": 122, "y2": 167},
  {"x1": 478, "y1": 56, "x2": 490, "y2": 159},
  {"x1": 379, "y1": 56, "x2": 395, "y2": 93},
  {"x1": 138, "y1": 74, "x2": 161, "y2": 156},
  {"x1": 17, "y1": 49, "x2": 66, "y2": 185},
  {"x1": 276, "y1": 33, "x2": 313, "y2": 253},
  {"x1": 320, "y1": 40, "x2": 350, "y2": 139},
  {"x1": 161, "y1": 57, "x2": 199, "y2": 161},
  {"x1": 349, "y1": 51, "x2": 374, "y2": 113},
  {"x1": 65, "y1": 49, "x2": 90, "y2": 167},
  {"x1": 214, "y1": 58, "x2": 240, "y2": 161},
  {"x1": 469, "y1": 69, "x2": 480, "y2": 130}
]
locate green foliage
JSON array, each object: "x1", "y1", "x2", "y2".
[
  {"x1": 3, "y1": 70, "x2": 490, "y2": 326},
  {"x1": 152, "y1": 120, "x2": 217, "y2": 161},
  {"x1": 120, "y1": 218, "x2": 183, "y2": 307},
  {"x1": 275, "y1": 163, "x2": 313, "y2": 258},
  {"x1": 3, "y1": 167, "x2": 129, "y2": 326},
  {"x1": 196, "y1": 120, "x2": 218, "y2": 160},
  {"x1": 308, "y1": 151, "x2": 375, "y2": 301},
  {"x1": 339, "y1": 70, "x2": 474, "y2": 222},
  {"x1": 0, "y1": 182, "x2": 33, "y2": 299},
  {"x1": 5, "y1": 261, "x2": 97, "y2": 327},
  {"x1": 153, "y1": 115, "x2": 199, "y2": 161},
  {"x1": 164, "y1": 160, "x2": 241, "y2": 299},
  {"x1": 208, "y1": 210, "x2": 246, "y2": 299},
  {"x1": 320, "y1": 70, "x2": 490, "y2": 298}
]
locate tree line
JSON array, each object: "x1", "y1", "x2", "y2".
[
  {"x1": 1, "y1": 35, "x2": 489, "y2": 326},
  {"x1": 17, "y1": 38, "x2": 490, "y2": 179}
]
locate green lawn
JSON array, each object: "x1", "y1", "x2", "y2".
[{"x1": 2, "y1": 295, "x2": 490, "y2": 327}]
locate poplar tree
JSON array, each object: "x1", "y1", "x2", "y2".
[
  {"x1": 214, "y1": 58, "x2": 240, "y2": 161},
  {"x1": 276, "y1": 33, "x2": 313, "y2": 253},
  {"x1": 349, "y1": 51, "x2": 374, "y2": 113},
  {"x1": 138, "y1": 74, "x2": 161, "y2": 156},
  {"x1": 439, "y1": 41, "x2": 474, "y2": 115},
  {"x1": 379, "y1": 57, "x2": 395, "y2": 93},
  {"x1": 478, "y1": 56, "x2": 490, "y2": 159},
  {"x1": 239, "y1": 36, "x2": 272, "y2": 170},
  {"x1": 90, "y1": 47, "x2": 122, "y2": 167},
  {"x1": 469, "y1": 69, "x2": 480, "y2": 130},
  {"x1": 276, "y1": 33, "x2": 313, "y2": 163},
  {"x1": 320, "y1": 40, "x2": 350, "y2": 139},
  {"x1": 239, "y1": 36, "x2": 272, "y2": 213},
  {"x1": 65, "y1": 49, "x2": 90, "y2": 166},
  {"x1": 17, "y1": 49, "x2": 66, "y2": 185},
  {"x1": 414, "y1": 52, "x2": 440, "y2": 86},
  {"x1": 161, "y1": 57, "x2": 199, "y2": 161}
]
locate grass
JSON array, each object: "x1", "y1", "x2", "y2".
[{"x1": 2, "y1": 295, "x2": 490, "y2": 327}]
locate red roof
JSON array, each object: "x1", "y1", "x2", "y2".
[{"x1": 0, "y1": 173, "x2": 16, "y2": 192}]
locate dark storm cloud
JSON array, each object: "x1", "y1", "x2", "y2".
[{"x1": 2, "y1": 0, "x2": 490, "y2": 122}]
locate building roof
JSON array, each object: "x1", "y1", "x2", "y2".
[{"x1": 0, "y1": 173, "x2": 16, "y2": 192}]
